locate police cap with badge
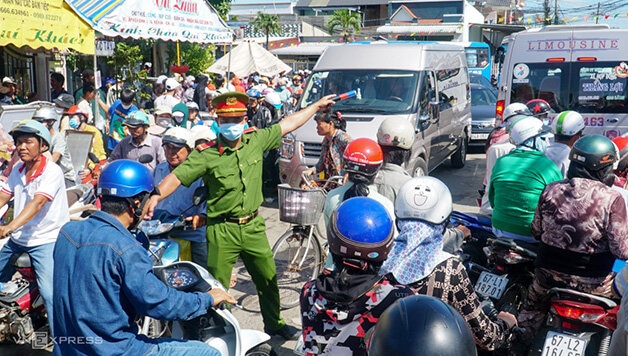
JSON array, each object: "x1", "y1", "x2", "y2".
[{"x1": 212, "y1": 92, "x2": 249, "y2": 118}]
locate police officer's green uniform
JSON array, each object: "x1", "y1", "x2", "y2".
[{"x1": 172, "y1": 117, "x2": 286, "y2": 332}]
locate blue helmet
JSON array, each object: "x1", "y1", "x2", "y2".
[
  {"x1": 10, "y1": 119, "x2": 51, "y2": 149},
  {"x1": 328, "y1": 197, "x2": 394, "y2": 262},
  {"x1": 246, "y1": 88, "x2": 262, "y2": 99},
  {"x1": 97, "y1": 160, "x2": 154, "y2": 198}
]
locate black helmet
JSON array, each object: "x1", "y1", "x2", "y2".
[
  {"x1": 367, "y1": 295, "x2": 477, "y2": 356},
  {"x1": 526, "y1": 99, "x2": 553, "y2": 117},
  {"x1": 327, "y1": 197, "x2": 394, "y2": 263},
  {"x1": 569, "y1": 134, "x2": 617, "y2": 171}
]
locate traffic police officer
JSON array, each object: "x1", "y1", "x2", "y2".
[{"x1": 146, "y1": 91, "x2": 336, "y2": 339}]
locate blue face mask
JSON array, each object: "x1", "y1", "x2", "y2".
[
  {"x1": 279, "y1": 85, "x2": 286, "y2": 91},
  {"x1": 69, "y1": 117, "x2": 80, "y2": 129},
  {"x1": 220, "y1": 122, "x2": 245, "y2": 141}
]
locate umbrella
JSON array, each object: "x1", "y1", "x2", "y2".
[{"x1": 206, "y1": 41, "x2": 291, "y2": 78}]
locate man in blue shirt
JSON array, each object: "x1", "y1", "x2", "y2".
[
  {"x1": 107, "y1": 88, "x2": 138, "y2": 151},
  {"x1": 53, "y1": 160, "x2": 235, "y2": 356},
  {"x1": 153, "y1": 127, "x2": 207, "y2": 266}
]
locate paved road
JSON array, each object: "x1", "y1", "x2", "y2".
[
  {"x1": 0, "y1": 151, "x2": 486, "y2": 355},
  {"x1": 229, "y1": 151, "x2": 486, "y2": 355}
]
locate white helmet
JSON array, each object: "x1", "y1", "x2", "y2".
[
  {"x1": 377, "y1": 117, "x2": 415, "y2": 150},
  {"x1": 190, "y1": 124, "x2": 216, "y2": 144},
  {"x1": 503, "y1": 102, "x2": 532, "y2": 124},
  {"x1": 162, "y1": 126, "x2": 194, "y2": 150},
  {"x1": 165, "y1": 78, "x2": 180, "y2": 91},
  {"x1": 509, "y1": 116, "x2": 545, "y2": 146},
  {"x1": 32, "y1": 106, "x2": 60, "y2": 122},
  {"x1": 552, "y1": 110, "x2": 585, "y2": 136},
  {"x1": 395, "y1": 176, "x2": 452, "y2": 224},
  {"x1": 264, "y1": 91, "x2": 282, "y2": 109}
]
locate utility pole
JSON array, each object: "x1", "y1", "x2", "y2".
[
  {"x1": 554, "y1": 0, "x2": 559, "y2": 24},
  {"x1": 596, "y1": 2, "x2": 601, "y2": 24}
]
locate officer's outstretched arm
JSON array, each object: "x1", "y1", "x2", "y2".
[
  {"x1": 280, "y1": 95, "x2": 335, "y2": 136},
  {"x1": 145, "y1": 173, "x2": 181, "y2": 220}
]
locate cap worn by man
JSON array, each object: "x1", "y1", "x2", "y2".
[
  {"x1": 165, "y1": 78, "x2": 180, "y2": 91},
  {"x1": 54, "y1": 93, "x2": 75, "y2": 109},
  {"x1": 2, "y1": 77, "x2": 15, "y2": 85},
  {"x1": 212, "y1": 92, "x2": 249, "y2": 118}
]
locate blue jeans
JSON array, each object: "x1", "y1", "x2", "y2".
[
  {"x1": 0, "y1": 239, "x2": 55, "y2": 335},
  {"x1": 145, "y1": 338, "x2": 220, "y2": 356}
]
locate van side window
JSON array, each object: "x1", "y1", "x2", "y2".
[{"x1": 419, "y1": 72, "x2": 436, "y2": 120}]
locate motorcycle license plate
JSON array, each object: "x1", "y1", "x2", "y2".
[
  {"x1": 474, "y1": 271, "x2": 509, "y2": 299},
  {"x1": 541, "y1": 331, "x2": 587, "y2": 356}
]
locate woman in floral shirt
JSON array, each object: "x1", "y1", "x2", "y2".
[{"x1": 304, "y1": 110, "x2": 352, "y2": 180}]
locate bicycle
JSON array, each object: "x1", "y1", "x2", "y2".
[{"x1": 272, "y1": 174, "x2": 343, "y2": 309}]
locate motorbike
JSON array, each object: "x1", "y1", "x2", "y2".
[
  {"x1": 529, "y1": 287, "x2": 619, "y2": 356},
  {"x1": 154, "y1": 261, "x2": 272, "y2": 355},
  {"x1": 0, "y1": 245, "x2": 47, "y2": 345},
  {"x1": 450, "y1": 211, "x2": 536, "y2": 316}
]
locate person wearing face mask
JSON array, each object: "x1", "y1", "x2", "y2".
[
  {"x1": 107, "y1": 89, "x2": 138, "y2": 152},
  {"x1": 146, "y1": 91, "x2": 337, "y2": 341},
  {"x1": 108, "y1": 111, "x2": 165, "y2": 172},
  {"x1": 488, "y1": 116, "x2": 562, "y2": 245},
  {"x1": 171, "y1": 102, "x2": 190, "y2": 129},
  {"x1": 65, "y1": 106, "x2": 107, "y2": 182}
]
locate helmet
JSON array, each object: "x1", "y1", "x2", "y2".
[
  {"x1": 552, "y1": 110, "x2": 585, "y2": 136},
  {"x1": 366, "y1": 295, "x2": 477, "y2": 356},
  {"x1": 395, "y1": 177, "x2": 452, "y2": 224},
  {"x1": 98, "y1": 159, "x2": 154, "y2": 197},
  {"x1": 32, "y1": 106, "x2": 60, "y2": 122},
  {"x1": 156, "y1": 75, "x2": 168, "y2": 85},
  {"x1": 190, "y1": 124, "x2": 217, "y2": 144},
  {"x1": 124, "y1": 111, "x2": 150, "y2": 127},
  {"x1": 343, "y1": 138, "x2": 384, "y2": 176},
  {"x1": 327, "y1": 197, "x2": 394, "y2": 262},
  {"x1": 508, "y1": 116, "x2": 545, "y2": 146},
  {"x1": 65, "y1": 105, "x2": 89, "y2": 122},
  {"x1": 570, "y1": 134, "x2": 617, "y2": 171},
  {"x1": 10, "y1": 120, "x2": 51, "y2": 148},
  {"x1": 264, "y1": 91, "x2": 282, "y2": 109},
  {"x1": 246, "y1": 88, "x2": 262, "y2": 99},
  {"x1": 186, "y1": 101, "x2": 200, "y2": 111},
  {"x1": 53, "y1": 93, "x2": 75, "y2": 109},
  {"x1": 376, "y1": 117, "x2": 415, "y2": 150},
  {"x1": 526, "y1": 99, "x2": 554, "y2": 117},
  {"x1": 613, "y1": 136, "x2": 628, "y2": 172},
  {"x1": 502, "y1": 102, "x2": 532, "y2": 123},
  {"x1": 165, "y1": 78, "x2": 180, "y2": 91},
  {"x1": 162, "y1": 126, "x2": 194, "y2": 150}
]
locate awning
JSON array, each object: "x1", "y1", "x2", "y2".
[
  {"x1": 0, "y1": 0, "x2": 94, "y2": 54},
  {"x1": 207, "y1": 41, "x2": 291, "y2": 77},
  {"x1": 65, "y1": 0, "x2": 233, "y2": 44},
  {"x1": 377, "y1": 24, "x2": 462, "y2": 34}
]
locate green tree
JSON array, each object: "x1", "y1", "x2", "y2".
[
  {"x1": 166, "y1": 43, "x2": 215, "y2": 76},
  {"x1": 327, "y1": 10, "x2": 362, "y2": 43},
  {"x1": 212, "y1": 0, "x2": 231, "y2": 21},
  {"x1": 250, "y1": 12, "x2": 281, "y2": 49}
]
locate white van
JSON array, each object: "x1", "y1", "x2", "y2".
[
  {"x1": 496, "y1": 25, "x2": 628, "y2": 137},
  {"x1": 279, "y1": 42, "x2": 471, "y2": 186}
]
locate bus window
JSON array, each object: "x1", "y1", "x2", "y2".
[
  {"x1": 464, "y1": 43, "x2": 491, "y2": 83},
  {"x1": 577, "y1": 63, "x2": 628, "y2": 113}
]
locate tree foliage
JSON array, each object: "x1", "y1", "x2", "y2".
[
  {"x1": 166, "y1": 43, "x2": 215, "y2": 76},
  {"x1": 327, "y1": 10, "x2": 362, "y2": 43},
  {"x1": 208, "y1": 0, "x2": 231, "y2": 21},
  {"x1": 251, "y1": 12, "x2": 281, "y2": 49}
]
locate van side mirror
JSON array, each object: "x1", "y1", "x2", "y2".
[{"x1": 428, "y1": 101, "x2": 440, "y2": 120}]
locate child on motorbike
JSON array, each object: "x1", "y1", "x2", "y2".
[
  {"x1": 513, "y1": 135, "x2": 628, "y2": 355},
  {"x1": 300, "y1": 197, "x2": 415, "y2": 355},
  {"x1": 379, "y1": 176, "x2": 517, "y2": 351}
]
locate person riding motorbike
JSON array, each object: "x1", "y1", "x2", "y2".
[
  {"x1": 544, "y1": 110, "x2": 585, "y2": 178},
  {"x1": 33, "y1": 106, "x2": 77, "y2": 187},
  {"x1": 366, "y1": 295, "x2": 477, "y2": 356},
  {"x1": 488, "y1": 116, "x2": 562, "y2": 243},
  {"x1": 0, "y1": 119, "x2": 69, "y2": 336},
  {"x1": 526, "y1": 98, "x2": 554, "y2": 124},
  {"x1": 303, "y1": 110, "x2": 352, "y2": 181},
  {"x1": 512, "y1": 134, "x2": 628, "y2": 355},
  {"x1": 53, "y1": 159, "x2": 236, "y2": 356},
  {"x1": 379, "y1": 176, "x2": 517, "y2": 351},
  {"x1": 300, "y1": 197, "x2": 415, "y2": 355}
]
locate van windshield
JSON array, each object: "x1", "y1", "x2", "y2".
[
  {"x1": 300, "y1": 70, "x2": 419, "y2": 114},
  {"x1": 509, "y1": 61, "x2": 628, "y2": 114}
]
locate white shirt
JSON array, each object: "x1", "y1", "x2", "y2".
[
  {"x1": 2, "y1": 155, "x2": 69, "y2": 246},
  {"x1": 480, "y1": 141, "x2": 515, "y2": 216},
  {"x1": 153, "y1": 94, "x2": 181, "y2": 111},
  {"x1": 544, "y1": 142, "x2": 571, "y2": 178},
  {"x1": 77, "y1": 98, "x2": 94, "y2": 123}
]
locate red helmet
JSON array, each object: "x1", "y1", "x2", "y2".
[
  {"x1": 613, "y1": 135, "x2": 628, "y2": 172},
  {"x1": 526, "y1": 99, "x2": 553, "y2": 117},
  {"x1": 343, "y1": 138, "x2": 383, "y2": 176}
]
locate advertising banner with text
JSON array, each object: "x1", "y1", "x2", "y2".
[
  {"x1": 65, "y1": 0, "x2": 233, "y2": 44},
  {"x1": 0, "y1": 0, "x2": 94, "y2": 54}
]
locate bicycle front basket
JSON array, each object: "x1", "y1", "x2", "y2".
[{"x1": 278, "y1": 184, "x2": 326, "y2": 225}]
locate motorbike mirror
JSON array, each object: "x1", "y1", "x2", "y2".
[
  {"x1": 139, "y1": 154, "x2": 154, "y2": 164},
  {"x1": 192, "y1": 186, "x2": 208, "y2": 206},
  {"x1": 88, "y1": 152, "x2": 100, "y2": 164}
]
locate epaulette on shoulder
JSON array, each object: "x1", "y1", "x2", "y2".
[
  {"x1": 196, "y1": 141, "x2": 216, "y2": 151},
  {"x1": 244, "y1": 127, "x2": 258, "y2": 134}
]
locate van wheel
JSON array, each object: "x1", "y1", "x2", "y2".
[
  {"x1": 451, "y1": 134, "x2": 467, "y2": 168},
  {"x1": 412, "y1": 157, "x2": 428, "y2": 177}
]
